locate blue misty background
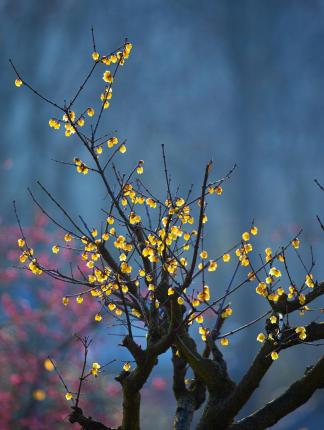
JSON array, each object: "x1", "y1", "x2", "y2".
[{"x1": 1, "y1": 1, "x2": 324, "y2": 429}]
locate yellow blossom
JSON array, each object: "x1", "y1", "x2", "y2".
[
  {"x1": 268, "y1": 293, "x2": 279, "y2": 302},
  {"x1": 49, "y1": 118, "x2": 61, "y2": 129},
  {"x1": 101, "y1": 55, "x2": 111, "y2": 65},
  {"x1": 119, "y1": 144, "x2": 127, "y2": 153},
  {"x1": 192, "y1": 299, "x2": 201, "y2": 307},
  {"x1": 123, "y1": 362, "x2": 131, "y2": 372},
  {"x1": 65, "y1": 392, "x2": 73, "y2": 401},
  {"x1": 270, "y1": 315, "x2": 277, "y2": 324},
  {"x1": 91, "y1": 362, "x2": 101, "y2": 376},
  {"x1": 15, "y1": 78, "x2": 23, "y2": 87},
  {"x1": 64, "y1": 233, "x2": 72, "y2": 242},
  {"x1": 251, "y1": 226, "x2": 258, "y2": 235},
  {"x1": 221, "y1": 307, "x2": 233, "y2": 319},
  {"x1": 183, "y1": 232, "x2": 191, "y2": 241},
  {"x1": 200, "y1": 250, "x2": 208, "y2": 259},
  {"x1": 295, "y1": 326, "x2": 307, "y2": 340},
  {"x1": 177, "y1": 297, "x2": 184, "y2": 305},
  {"x1": 299, "y1": 294, "x2": 306, "y2": 305},
  {"x1": 257, "y1": 333, "x2": 265, "y2": 343},
  {"x1": 305, "y1": 274, "x2": 314, "y2": 288},
  {"x1": 148, "y1": 283, "x2": 155, "y2": 292},
  {"x1": 271, "y1": 351, "x2": 279, "y2": 360},
  {"x1": 87, "y1": 107, "x2": 95, "y2": 117},
  {"x1": 208, "y1": 260, "x2": 217, "y2": 272},
  {"x1": 256, "y1": 282, "x2": 267, "y2": 296},
  {"x1": 216, "y1": 186, "x2": 222, "y2": 195},
  {"x1": 106, "y1": 217, "x2": 114, "y2": 226},
  {"x1": 197, "y1": 286, "x2": 210, "y2": 302},
  {"x1": 137, "y1": 160, "x2": 144, "y2": 174},
  {"x1": 269, "y1": 267, "x2": 281, "y2": 278},
  {"x1": 102, "y1": 232, "x2": 109, "y2": 241},
  {"x1": 277, "y1": 254, "x2": 285, "y2": 262},
  {"x1": 292, "y1": 238, "x2": 300, "y2": 249},
  {"x1": 17, "y1": 238, "x2": 25, "y2": 247},
  {"x1": 242, "y1": 232, "x2": 250, "y2": 241},
  {"x1": 298, "y1": 332, "x2": 307, "y2": 340},
  {"x1": 107, "y1": 137, "x2": 118, "y2": 148},
  {"x1": 77, "y1": 117, "x2": 85, "y2": 127},
  {"x1": 195, "y1": 315, "x2": 204, "y2": 324},
  {"x1": 103, "y1": 70, "x2": 113, "y2": 83},
  {"x1": 44, "y1": 359, "x2": 54, "y2": 372},
  {"x1": 108, "y1": 303, "x2": 116, "y2": 311},
  {"x1": 175, "y1": 197, "x2": 184, "y2": 207},
  {"x1": 86, "y1": 260, "x2": 94, "y2": 269},
  {"x1": 129, "y1": 211, "x2": 141, "y2": 224},
  {"x1": 222, "y1": 253, "x2": 231, "y2": 262},
  {"x1": 52, "y1": 245, "x2": 60, "y2": 254}
]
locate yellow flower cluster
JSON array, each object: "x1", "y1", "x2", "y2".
[
  {"x1": 74, "y1": 158, "x2": 89, "y2": 175},
  {"x1": 256, "y1": 282, "x2": 267, "y2": 296},
  {"x1": 48, "y1": 118, "x2": 60, "y2": 129},
  {"x1": 92, "y1": 42, "x2": 133, "y2": 65},
  {"x1": 221, "y1": 307, "x2": 233, "y2": 319},
  {"x1": 295, "y1": 326, "x2": 307, "y2": 340},
  {"x1": 197, "y1": 285, "x2": 210, "y2": 302},
  {"x1": 28, "y1": 259, "x2": 43, "y2": 275},
  {"x1": 199, "y1": 326, "x2": 209, "y2": 341},
  {"x1": 305, "y1": 274, "x2": 314, "y2": 288}
]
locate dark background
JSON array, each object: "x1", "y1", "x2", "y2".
[{"x1": 1, "y1": 1, "x2": 324, "y2": 429}]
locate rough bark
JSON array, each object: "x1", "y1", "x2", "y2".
[
  {"x1": 174, "y1": 395, "x2": 197, "y2": 430},
  {"x1": 196, "y1": 322, "x2": 324, "y2": 430},
  {"x1": 172, "y1": 347, "x2": 206, "y2": 430},
  {"x1": 121, "y1": 389, "x2": 141, "y2": 430},
  {"x1": 69, "y1": 406, "x2": 118, "y2": 429},
  {"x1": 229, "y1": 355, "x2": 324, "y2": 430}
]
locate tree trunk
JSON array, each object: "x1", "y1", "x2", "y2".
[
  {"x1": 173, "y1": 394, "x2": 196, "y2": 430},
  {"x1": 122, "y1": 389, "x2": 141, "y2": 430}
]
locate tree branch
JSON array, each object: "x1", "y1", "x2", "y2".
[
  {"x1": 69, "y1": 406, "x2": 118, "y2": 430},
  {"x1": 172, "y1": 347, "x2": 205, "y2": 430},
  {"x1": 230, "y1": 355, "x2": 324, "y2": 430},
  {"x1": 272, "y1": 281, "x2": 324, "y2": 315},
  {"x1": 175, "y1": 330, "x2": 234, "y2": 395}
]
